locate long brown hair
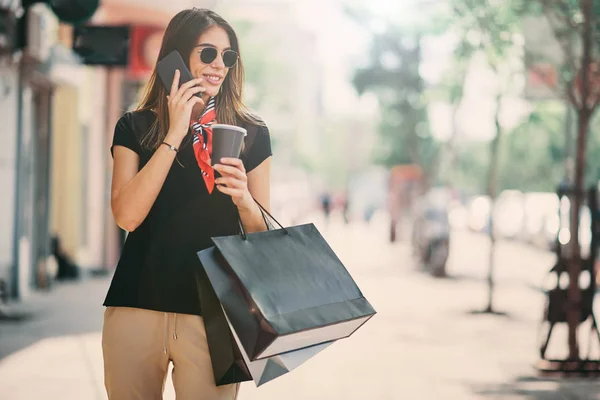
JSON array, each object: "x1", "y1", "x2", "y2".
[{"x1": 137, "y1": 8, "x2": 262, "y2": 150}]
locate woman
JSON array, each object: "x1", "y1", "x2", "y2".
[{"x1": 102, "y1": 8, "x2": 271, "y2": 400}]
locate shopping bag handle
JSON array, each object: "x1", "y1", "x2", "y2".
[{"x1": 238, "y1": 198, "x2": 289, "y2": 240}]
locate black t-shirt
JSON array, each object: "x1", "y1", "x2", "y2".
[{"x1": 103, "y1": 109, "x2": 272, "y2": 315}]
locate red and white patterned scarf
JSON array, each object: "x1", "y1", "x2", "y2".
[{"x1": 190, "y1": 96, "x2": 217, "y2": 193}]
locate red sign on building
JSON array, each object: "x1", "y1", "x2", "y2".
[{"x1": 128, "y1": 25, "x2": 164, "y2": 80}]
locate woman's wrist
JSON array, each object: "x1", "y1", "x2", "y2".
[
  {"x1": 164, "y1": 131, "x2": 184, "y2": 148},
  {"x1": 236, "y1": 191, "x2": 255, "y2": 212},
  {"x1": 238, "y1": 200, "x2": 267, "y2": 233}
]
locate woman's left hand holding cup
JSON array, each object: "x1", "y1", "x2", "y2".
[{"x1": 214, "y1": 158, "x2": 253, "y2": 210}]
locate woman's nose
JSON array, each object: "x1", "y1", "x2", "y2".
[{"x1": 211, "y1": 54, "x2": 225, "y2": 69}]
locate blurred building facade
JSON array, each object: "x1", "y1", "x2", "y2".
[
  {"x1": 0, "y1": 11, "x2": 23, "y2": 301},
  {"x1": 1, "y1": 2, "x2": 68, "y2": 300},
  {"x1": 0, "y1": 0, "x2": 195, "y2": 302},
  {"x1": 217, "y1": 0, "x2": 325, "y2": 169}
]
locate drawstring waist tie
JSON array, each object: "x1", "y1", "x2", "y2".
[
  {"x1": 163, "y1": 313, "x2": 179, "y2": 354},
  {"x1": 173, "y1": 313, "x2": 178, "y2": 340}
]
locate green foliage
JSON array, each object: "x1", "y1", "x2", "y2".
[
  {"x1": 346, "y1": 0, "x2": 600, "y2": 194},
  {"x1": 443, "y1": 0, "x2": 525, "y2": 203},
  {"x1": 371, "y1": 106, "x2": 438, "y2": 167},
  {"x1": 585, "y1": 112, "x2": 600, "y2": 184},
  {"x1": 451, "y1": 102, "x2": 600, "y2": 194},
  {"x1": 451, "y1": 141, "x2": 490, "y2": 194},
  {"x1": 450, "y1": 0, "x2": 524, "y2": 76},
  {"x1": 498, "y1": 103, "x2": 566, "y2": 191}
]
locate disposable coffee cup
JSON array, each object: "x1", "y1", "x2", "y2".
[{"x1": 211, "y1": 124, "x2": 247, "y2": 166}]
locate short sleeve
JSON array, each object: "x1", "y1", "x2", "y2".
[
  {"x1": 111, "y1": 113, "x2": 141, "y2": 157},
  {"x1": 243, "y1": 124, "x2": 272, "y2": 173}
]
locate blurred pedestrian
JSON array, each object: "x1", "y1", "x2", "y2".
[
  {"x1": 320, "y1": 192, "x2": 332, "y2": 224},
  {"x1": 102, "y1": 8, "x2": 271, "y2": 400},
  {"x1": 342, "y1": 192, "x2": 350, "y2": 225},
  {"x1": 364, "y1": 204, "x2": 376, "y2": 224}
]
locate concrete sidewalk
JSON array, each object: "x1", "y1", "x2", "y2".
[
  {"x1": 0, "y1": 277, "x2": 108, "y2": 399},
  {"x1": 1, "y1": 219, "x2": 600, "y2": 399}
]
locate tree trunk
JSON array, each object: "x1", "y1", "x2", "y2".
[
  {"x1": 441, "y1": 102, "x2": 461, "y2": 188},
  {"x1": 567, "y1": 108, "x2": 590, "y2": 359},
  {"x1": 565, "y1": 0, "x2": 593, "y2": 361},
  {"x1": 486, "y1": 94, "x2": 503, "y2": 312},
  {"x1": 563, "y1": 105, "x2": 574, "y2": 184}
]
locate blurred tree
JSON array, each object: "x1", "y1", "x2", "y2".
[
  {"x1": 588, "y1": 113, "x2": 600, "y2": 183},
  {"x1": 499, "y1": 104, "x2": 599, "y2": 192},
  {"x1": 345, "y1": 6, "x2": 440, "y2": 184},
  {"x1": 527, "y1": 0, "x2": 600, "y2": 361},
  {"x1": 451, "y1": 141, "x2": 489, "y2": 194},
  {"x1": 499, "y1": 102, "x2": 566, "y2": 192},
  {"x1": 451, "y1": 103, "x2": 600, "y2": 193},
  {"x1": 450, "y1": 0, "x2": 524, "y2": 314},
  {"x1": 428, "y1": 38, "x2": 477, "y2": 189}
]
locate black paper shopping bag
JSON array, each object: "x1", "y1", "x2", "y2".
[
  {"x1": 198, "y1": 203, "x2": 376, "y2": 362},
  {"x1": 198, "y1": 267, "x2": 251, "y2": 385},
  {"x1": 198, "y1": 249, "x2": 333, "y2": 387}
]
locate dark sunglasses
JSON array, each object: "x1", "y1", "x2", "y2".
[{"x1": 196, "y1": 46, "x2": 238, "y2": 68}]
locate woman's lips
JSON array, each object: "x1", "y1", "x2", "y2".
[{"x1": 204, "y1": 74, "x2": 223, "y2": 85}]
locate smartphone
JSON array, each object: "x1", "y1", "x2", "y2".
[{"x1": 156, "y1": 50, "x2": 200, "y2": 96}]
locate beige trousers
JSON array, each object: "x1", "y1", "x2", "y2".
[{"x1": 102, "y1": 306, "x2": 239, "y2": 400}]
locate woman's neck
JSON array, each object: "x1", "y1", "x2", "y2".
[
  {"x1": 191, "y1": 93, "x2": 212, "y2": 120},
  {"x1": 191, "y1": 103, "x2": 205, "y2": 120}
]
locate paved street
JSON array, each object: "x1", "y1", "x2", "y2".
[{"x1": 1, "y1": 215, "x2": 599, "y2": 399}]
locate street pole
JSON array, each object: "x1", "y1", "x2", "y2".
[
  {"x1": 485, "y1": 92, "x2": 503, "y2": 313},
  {"x1": 11, "y1": 53, "x2": 25, "y2": 300}
]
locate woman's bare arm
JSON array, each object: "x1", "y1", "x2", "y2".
[{"x1": 111, "y1": 142, "x2": 180, "y2": 232}]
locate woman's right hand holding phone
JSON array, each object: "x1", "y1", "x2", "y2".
[{"x1": 165, "y1": 69, "x2": 205, "y2": 146}]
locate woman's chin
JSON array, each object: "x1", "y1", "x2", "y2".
[{"x1": 204, "y1": 87, "x2": 221, "y2": 98}]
